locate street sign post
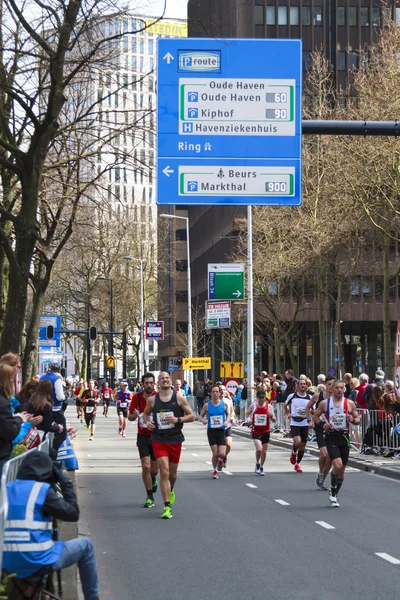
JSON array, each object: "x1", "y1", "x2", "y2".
[
  {"x1": 208, "y1": 264, "x2": 244, "y2": 300},
  {"x1": 157, "y1": 38, "x2": 302, "y2": 206},
  {"x1": 206, "y1": 301, "x2": 231, "y2": 328},
  {"x1": 39, "y1": 315, "x2": 61, "y2": 349},
  {"x1": 145, "y1": 321, "x2": 164, "y2": 340},
  {"x1": 224, "y1": 378, "x2": 240, "y2": 396},
  {"x1": 220, "y1": 361, "x2": 245, "y2": 379},
  {"x1": 106, "y1": 356, "x2": 115, "y2": 369},
  {"x1": 182, "y1": 357, "x2": 211, "y2": 370}
]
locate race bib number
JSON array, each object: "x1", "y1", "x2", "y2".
[
  {"x1": 85, "y1": 406, "x2": 94, "y2": 414},
  {"x1": 254, "y1": 414, "x2": 267, "y2": 426},
  {"x1": 120, "y1": 402, "x2": 127, "y2": 408},
  {"x1": 296, "y1": 408, "x2": 306, "y2": 418},
  {"x1": 157, "y1": 411, "x2": 174, "y2": 430},
  {"x1": 210, "y1": 415, "x2": 223, "y2": 428},
  {"x1": 104, "y1": 392, "x2": 110, "y2": 399},
  {"x1": 331, "y1": 413, "x2": 347, "y2": 430}
]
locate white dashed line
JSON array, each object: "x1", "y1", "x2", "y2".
[
  {"x1": 246, "y1": 483, "x2": 258, "y2": 489},
  {"x1": 205, "y1": 461, "x2": 212, "y2": 465},
  {"x1": 315, "y1": 521, "x2": 335, "y2": 530},
  {"x1": 274, "y1": 499, "x2": 290, "y2": 506},
  {"x1": 191, "y1": 453, "x2": 199, "y2": 457},
  {"x1": 375, "y1": 553, "x2": 400, "y2": 565},
  {"x1": 182, "y1": 447, "x2": 186, "y2": 450},
  {"x1": 223, "y1": 470, "x2": 233, "y2": 475}
]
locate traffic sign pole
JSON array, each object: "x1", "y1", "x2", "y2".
[{"x1": 247, "y1": 206, "x2": 254, "y2": 406}]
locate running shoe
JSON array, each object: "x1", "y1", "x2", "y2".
[
  {"x1": 290, "y1": 451, "x2": 296, "y2": 465},
  {"x1": 223, "y1": 457, "x2": 227, "y2": 469},
  {"x1": 86, "y1": 425, "x2": 90, "y2": 430},
  {"x1": 328, "y1": 493, "x2": 340, "y2": 507},
  {"x1": 143, "y1": 498, "x2": 154, "y2": 508},
  {"x1": 320, "y1": 481, "x2": 328, "y2": 491},
  {"x1": 122, "y1": 432, "x2": 126, "y2": 438},
  {"x1": 161, "y1": 506, "x2": 173, "y2": 519},
  {"x1": 316, "y1": 473, "x2": 324, "y2": 489},
  {"x1": 294, "y1": 464, "x2": 303, "y2": 473},
  {"x1": 213, "y1": 470, "x2": 218, "y2": 479},
  {"x1": 118, "y1": 427, "x2": 122, "y2": 435},
  {"x1": 259, "y1": 466, "x2": 265, "y2": 476},
  {"x1": 255, "y1": 463, "x2": 261, "y2": 474},
  {"x1": 89, "y1": 436, "x2": 94, "y2": 441},
  {"x1": 217, "y1": 457, "x2": 224, "y2": 471},
  {"x1": 152, "y1": 480, "x2": 158, "y2": 494},
  {"x1": 80, "y1": 419, "x2": 83, "y2": 423},
  {"x1": 170, "y1": 490, "x2": 176, "y2": 505}
]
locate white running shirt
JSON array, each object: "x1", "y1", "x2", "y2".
[{"x1": 286, "y1": 393, "x2": 309, "y2": 427}]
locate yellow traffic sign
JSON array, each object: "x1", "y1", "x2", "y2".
[
  {"x1": 182, "y1": 357, "x2": 211, "y2": 370},
  {"x1": 106, "y1": 355, "x2": 115, "y2": 369},
  {"x1": 220, "y1": 361, "x2": 245, "y2": 379}
]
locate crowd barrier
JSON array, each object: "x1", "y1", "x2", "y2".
[{"x1": 0, "y1": 433, "x2": 54, "y2": 571}]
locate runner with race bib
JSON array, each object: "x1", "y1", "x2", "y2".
[
  {"x1": 115, "y1": 381, "x2": 132, "y2": 439},
  {"x1": 314, "y1": 380, "x2": 360, "y2": 508},
  {"x1": 81, "y1": 380, "x2": 99, "y2": 441},
  {"x1": 285, "y1": 376, "x2": 312, "y2": 473},
  {"x1": 101, "y1": 381, "x2": 112, "y2": 417},
  {"x1": 199, "y1": 384, "x2": 230, "y2": 479},
  {"x1": 247, "y1": 390, "x2": 276, "y2": 475}
]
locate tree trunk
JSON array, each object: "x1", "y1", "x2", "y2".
[
  {"x1": 382, "y1": 234, "x2": 391, "y2": 373},
  {"x1": 80, "y1": 345, "x2": 87, "y2": 380},
  {"x1": 0, "y1": 238, "x2": 10, "y2": 333},
  {"x1": 335, "y1": 278, "x2": 344, "y2": 379},
  {"x1": 317, "y1": 269, "x2": 326, "y2": 374},
  {"x1": 273, "y1": 326, "x2": 280, "y2": 373}
]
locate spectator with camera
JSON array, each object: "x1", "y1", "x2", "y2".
[{"x1": 2, "y1": 450, "x2": 100, "y2": 600}]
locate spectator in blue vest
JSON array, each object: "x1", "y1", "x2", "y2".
[
  {"x1": 3, "y1": 451, "x2": 100, "y2": 600},
  {"x1": 40, "y1": 360, "x2": 66, "y2": 451},
  {"x1": 183, "y1": 380, "x2": 191, "y2": 396}
]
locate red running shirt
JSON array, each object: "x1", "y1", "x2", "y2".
[{"x1": 252, "y1": 404, "x2": 270, "y2": 435}]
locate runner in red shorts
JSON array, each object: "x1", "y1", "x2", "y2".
[{"x1": 143, "y1": 371, "x2": 194, "y2": 519}]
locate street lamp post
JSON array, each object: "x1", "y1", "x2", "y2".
[
  {"x1": 160, "y1": 214, "x2": 193, "y2": 393},
  {"x1": 96, "y1": 277, "x2": 114, "y2": 386},
  {"x1": 124, "y1": 256, "x2": 145, "y2": 379}
]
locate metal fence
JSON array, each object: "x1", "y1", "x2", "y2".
[{"x1": 0, "y1": 433, "x2": 54, "y2": 570}]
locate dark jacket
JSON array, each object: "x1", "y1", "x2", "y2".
[
  {"x1": 283, "y1": 377, "x2": 297, "y2": 400},
  {"x1": 0, "y1": 389, "x2": 23, "y2": 461},
  {"x1": 26, "y1": 400, "x2": 61, "y2": 435},
  {"x1": 16, "y1": 451, "x2": 79, "y2": 522}
]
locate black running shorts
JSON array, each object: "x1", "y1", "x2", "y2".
[
  {"x1": 117, "y1": 408, "x2": 128, "y2": 418},
  {"x1": 290, "y1": 425, "x2": 309, "y2": 444},
  {"x1": 251, "y1": 432, "x2": 270, "y2": 445},
  {"x1": 325, "y1": 433, "x2": 350, "y2": 465},
  {"x1": 207, "y1": 428, "x2": 227, "y2": 447},
  {"x1": 315, "y1": 423, "x2": 326, "y2": 448},
  {"x1": 84, "y1": 413, "x2": 96, "y2": 426},
  {"x1": 136, "y1": 433, "x2": 156, "y2": 461},
  {"x1": 225, "y1": 426, "x2": 233, "y2": 438},
  {"x1": 75, "y1": 399, "x2": 81, "y2": 407}
]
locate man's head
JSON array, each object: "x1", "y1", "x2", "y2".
[
  {"x1": 219, "y1": 384, "x2": 227, "y2": 398},
  {"x1": 142, "y1": 372, "x2": 155, "y2": 394},
  {"x1": 158, "y1": 371, "x2": 172, "y2": 390},
  {"x1": 375, "y1": 369, "x2": 385, "y2": 381},
  {"x1": 174, "y1": 379, "x2": 182, "y2": 390},
  {"x1": 332, "y1": 379, "x2": 345, "y2": 399},
  {"x1": 285, "y1": 369, "x2": 294, "y2": 379},
  {"x1": 104, "y1": 381, "x2": 109, "y2": 388},
  {"x1": 256, "y1": 389, "x2": 267, "y2": 404},
  {"x1": 16, "y1": 451, "x2": 53, "y2": 483},
  {"x1": 317, "y1": 374, "x2": 326, "y2": 383},
  {"x1": 49, "y1": 360, "x2": 61, "y2": 372},
  {"x1": 325, "y1": 376, "x2": 335, "y2": 394},
  {"x1": 359, "y1": 373, "x2": 369, "y2": 384},
  {"x1": 297, "y1": 377, "x2": 308, "y2": 393},
  {"x1": 211, "y1": 384, "x2": 220, "y2": 402},
  {"x1": 121, "y1": 381, "x2": 128, "y2": 390},
  {"x1": 343, "y1": 373, "x2": 352, "y2": 384}
]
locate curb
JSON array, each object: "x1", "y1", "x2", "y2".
[{"x1": 232, "y1": 427, "x2": 400, "y2": 482}]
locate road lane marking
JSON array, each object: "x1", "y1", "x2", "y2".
[
  {"x1": 191, "y1": 453, "x2": 199, "y2": 457},
  {"x1": 223, "y1": 470, "x2": 233, "y2": 475},
  {"x1": 205, "y1": 461, "x2": 212, "y2": 465},
  {"x1": 315, "y1": 521, "x2": 335, "y2": 530},
  {"x1": 182, "y1": 447, "x2": 186, "y2": 450},
  {"x1": 375, "y1": 553, "x2": 400, "y2": 565},
  {"x1": 246, "y1": 483, "x2": 258, "y2": 488},
  {"x1": 275, "y1": 499, "x2": 290, "y2": 506}
]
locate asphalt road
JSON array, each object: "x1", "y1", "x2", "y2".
[{"x1": 73, "y1": 408, "x2": 400, "y2": 600}]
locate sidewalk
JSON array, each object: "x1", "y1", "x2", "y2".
[{"x1": 232, "y1": 425, "x2": 400, "y2": 481}]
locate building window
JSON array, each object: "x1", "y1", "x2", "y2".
[
  {"x1": 372, "y1": 7, "x2": 379, "y2": 26},
  {"x1": 349, "y1": 7, "x2": 357, "y2": 26},
  {"x1": 175, "y1": 228, "x2": 187, "y2": 241},
  {"x1": 140, "y1": 39, "x2": 144, "y2": 54},
  {"x1": 132, "y1": 56, "x2": 137, "y2": 71},
  {"x1": 337, "y1": 52, "x2": 346, "y2": 70},
  {"x1": 397, "y1": 7, "x2": 400, "y2": 25},
  {"x1": 148, "y1": 39, "x2": 154, "y2": 54},
  {"x1": 266, "y1": 6, "x2": 276, "y2": 25},
  {"x1": 176, "y1": 291, "x2": 188, "y2": 303},
  {"x1": 290, "y1": 7, "x2": 299, "y2": 25},
  {"x1": 132, "y1": 37, "x2": 137, "y2": 52},
  {"x1": 140, "y1": 56, "x2": 144, "y2": 72},
  {"x1": 337, "y1": 7, "x2": 345, "y2": 26},
  {"x1": 150, "y1": 57, "x2": 154, "y2": 71},
  {"x1": 176, "y1": 322, "x2": 188, "y2": 334},
  {"x1": 176, "y1": 259, "x2": 188, "y2": 272},
  {"x1": 123, "y1": 37, "x2": 128, "y2": 51},
  {"x1": 132, "y1": 75, "x2": 137, "y2": 90},
  {"x1": 302, "y1": 6, "x2": 311, "y2": 25},
  {"x1": 313, "y1": 6, "x2": 322, "y2": 25},
  {"x1": 302, "y1": 51, "x2": 311, "y2": 71},
  {"x1": 350, "y1": 277, "x2": 360, "y2": 297},
  {"x1": 360, "y1": 7, "x2": 369, "y2": 26},
  {"x1": 255, "y1": 5, "x2": 264, "y2": 24},
  {"x1": 278, "y1": 6, "x2": 287, "y2": 24},
  {"x1": 348, "y1": 52, "x2": 358, "y2": 70},
  {"x1": 149, "y1": 76, "x2": 154, "y2": 91}
]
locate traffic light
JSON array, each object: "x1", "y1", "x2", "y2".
[
  {"x1": 46, "y1": 325, "x2": 54, "y2": 340},
  {"x1": 176, "y1": 357, "x2": 182, "y2": 367},
  {"x1": 89, "y1": 326, "x2": 97, "y2": 341}
]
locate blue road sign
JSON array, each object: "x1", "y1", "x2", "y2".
[
  {"x1": 157, "y1": 38, "x2": 302, "y2": 206},
  {"x1": 244, "y1": 365, "x2": 248, "y2": 373},
  {"x1": 39, "y1": 315, "x2": 61, "y2": 350},
  {"x1": 168, "y1": 365, "x2": 174, "y2": 373}
]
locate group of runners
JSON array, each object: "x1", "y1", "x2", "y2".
[{"x1": 74, "y1": 371, "x2": 360, "y2": 516}]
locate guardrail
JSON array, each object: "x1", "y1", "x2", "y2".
[{"x1": 0, "y1": 433, "x2": 54, "y2": 571}]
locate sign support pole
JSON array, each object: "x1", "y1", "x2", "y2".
[
  {"x1": 247, "y1": 205, "x2": 254, "y2": 406},
  {"x1": 186, "y1": 217, "x2": 193, "y2": 394}
]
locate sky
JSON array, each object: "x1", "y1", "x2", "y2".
[{"x1": 138, "y1": 0, "x2": 188, "y2": 19}]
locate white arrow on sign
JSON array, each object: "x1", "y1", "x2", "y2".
[
  {"x1": 163, "y1": 166, "x2": 174, "y2": 177},
  {"x1": 163, "y1": 52, "x2": 174, "y2": 64},
  {"x1": 233, "y1": 290, "x2": 242, "y2": 298}
]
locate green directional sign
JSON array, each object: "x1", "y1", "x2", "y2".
[{"x1": 208, "y1": 264, "x2": 245, "y2": 300}]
